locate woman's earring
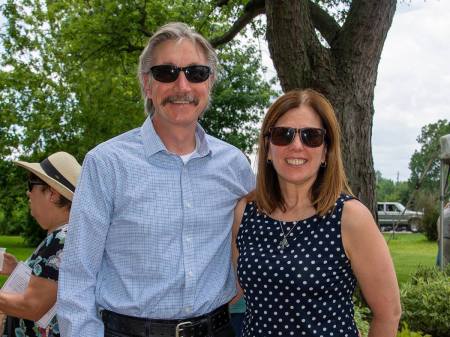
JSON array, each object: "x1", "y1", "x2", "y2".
[
  {"x1": 320, "y1": 161, "x2": 327, "y2": 168},
  {"x1": 267, "y1": 158, "x2": 272, "y2": 165}
]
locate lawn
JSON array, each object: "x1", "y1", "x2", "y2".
[
  {"x1": 384, "y1": 232, "x2": 438, "y2": 285},
  {"x1": 0, "y1": 233, "x2": 439, "y2": 287}
]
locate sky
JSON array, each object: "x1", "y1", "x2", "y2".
[
  {"x1": 1, "y1": 1, "x2": 449, "y2": 181},
  {"x1": 373, "y1": 0, "x2": 450, "y2": 181}
]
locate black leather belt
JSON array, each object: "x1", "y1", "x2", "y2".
[{"x1": 101, "y1": 304, "x2": 231, "y2": 337}]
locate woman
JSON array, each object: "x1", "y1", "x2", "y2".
[
  {"x1": 0, "y1": 151, "x2": 81, "y2": 337},
  {"x1": 232, "y1": 89, "x2": 401, "y2": 337}
]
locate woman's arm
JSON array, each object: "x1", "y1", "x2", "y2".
[
  {"x1": 0, "y1": 275, "x2": 57, "y2": 321},
  {"x1": 230, "y1": 198, "x2": 247, "y2": 305},
  {"x1": 341, "y1": 199, "x2": 402, "y2": 337}
]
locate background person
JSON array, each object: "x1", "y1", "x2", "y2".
[
  {"x1": 436, "y1": 200, "x2": 450, "y2": 266},
  {"x1": 0, "y1": 151, "x2": 81, "y2": 337},
  {"x1": 57, "y1": 22, "x2": 255, "y2": 337},
  {"x1": 232, "y1": 89, "x2": 401, "y2": 337}
]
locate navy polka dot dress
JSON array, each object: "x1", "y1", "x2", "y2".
[{"x1": 236, "y1": 194, "x2": 358, "y2": 337}]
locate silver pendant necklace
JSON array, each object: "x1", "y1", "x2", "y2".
[
  {"x1": 278, "y1": 221, "x2": 299, "y2": 250},
  {"x1": 277, "y1": 211, "x2": 329, "y2": 251}
]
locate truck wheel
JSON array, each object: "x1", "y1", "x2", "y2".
[{"x1": 409, "y1": 219, "x2": 420, "y2": 233}]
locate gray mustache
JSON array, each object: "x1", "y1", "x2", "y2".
[{"x1": 162, "y1": 95, "x2": 199, "y2": 106}]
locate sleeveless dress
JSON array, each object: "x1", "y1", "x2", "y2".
[{"x1": 236, "y1": 194, "x2": 358, "y2": 337}]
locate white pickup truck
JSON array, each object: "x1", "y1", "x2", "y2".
[{"x1": 377, "y1": 202, "x2": 423, "y2": 232}]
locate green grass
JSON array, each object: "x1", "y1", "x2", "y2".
[
  {"x1": 384, "y1": 233, "x2": 438, "y2": 285},
  {"x1": 0, "y1": 234, "x2": 439, "y2": 287}
]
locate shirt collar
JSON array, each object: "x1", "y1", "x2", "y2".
[
  {"x1": 194, "y1": 123, "x2": 211, "y2": 157},
  {"x1": 140, "y1": 117, "x2": 211, "y2": 158}
]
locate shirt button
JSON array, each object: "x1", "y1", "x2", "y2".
[
  {"x1": 188, "y1": 271, "x2": 193, "y2": 277},
  {"x1": 186, "y1": 237, "x2": 191, "y2": 242},
  {"x1": 185, "y1": 306, "x2": 192, "y2": 313},
  {"x1": 186, "y1": 202, "x2": 192, "y2": 208}
]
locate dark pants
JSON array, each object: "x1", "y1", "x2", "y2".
[{"x1": 230, "y1": 313, "x2": 244, "y2": 337}]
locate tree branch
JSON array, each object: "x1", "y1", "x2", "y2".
[
  {"x1": 308, "y1": 1, "x2": 341, "y2": 46},
  {"x1": 118, "y1": 43, "x2": 143, "y2": 53},
  {"x1": 210, "y1": 0, "x2": 266, "y2": 48},
  {"x1": 138, "y1": 0, "x2": 152, "y2": 37},
  {"x1": 216, "y1": 0, "x2": 230, "y2": 6},
  {"x1": 265, "y1": 0, "x2": 332, "y2": 93},
  {"x1": 335, "y1": 0, "x2": 396, "y2": 74}
]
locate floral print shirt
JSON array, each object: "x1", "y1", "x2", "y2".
[{"x1": 11, "y1": 224, "x2": 67, "y2": 337}]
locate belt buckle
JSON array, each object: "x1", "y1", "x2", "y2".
[{"x1": 175, "y1": 321, "x2": 192, "y2": 337}]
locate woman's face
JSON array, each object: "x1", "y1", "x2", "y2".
[
  {"x1": 268, "y1": 105, "x2": 327, "y2": 190},
  {"x1": 27, "y1": 184, "x2": 52, "y2": 230}
]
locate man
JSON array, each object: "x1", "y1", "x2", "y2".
[
  {"x1": 437, "y1": 201, "x2": 450, "y2": 267},
  {"x1": 57, "y1": 22, "x2": 255, "y2": 337}
]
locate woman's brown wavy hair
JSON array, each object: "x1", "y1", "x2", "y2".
[{"x1": 251, "y1": 89, "x2": 352, "y2": 216}]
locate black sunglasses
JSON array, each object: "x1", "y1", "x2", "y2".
[
  {"x1": 28, "y1": 180, "x2": 47, "y2": 192},
  {"x1": 266, "y1": 127, "x2": 326, "y2": 147},
  {"x1": 149, "y1": 65, "x2": 211, "y2": 83}
]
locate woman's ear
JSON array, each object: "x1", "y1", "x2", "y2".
[
  {"x1": 267, "y1": 147, "x2": 272, "y2": 162},
  {"x1": 321, "y1": 144, "x2": 327, "y2": 164},
  {"x1": 48, "y1": 187, "x2": 61, "y2": 203}
]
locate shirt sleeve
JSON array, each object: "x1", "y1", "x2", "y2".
[
  {"x1": 57, "y1": 151, "x2": 114, "y2": 337},
  {"x1": 238, "y1": 152, "x2": 256, "y2": 194}
]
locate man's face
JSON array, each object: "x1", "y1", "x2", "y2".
[{"x1": 144, "y1": 38, "x2": 212, "y2": 130}]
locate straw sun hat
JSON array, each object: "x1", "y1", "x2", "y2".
[{"x1": 14, "y1": 152, "x2": 81, "y2": 201}]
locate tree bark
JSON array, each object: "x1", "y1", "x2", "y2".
[{"x1": 264, "y1": 0, "x2": 396, "y2": 215}]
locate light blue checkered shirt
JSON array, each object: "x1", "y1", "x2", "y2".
[{"x1": 57, "y1": 117, "x2": 255, "y2": 337}]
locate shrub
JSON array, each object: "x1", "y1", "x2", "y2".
[
  {"x1": 409, "y1": 263, "x2": 450, "y2": 284},
  {"x1": 397, "y1": 323, "x2": 432, "y2": 337},
  {"x1": 400, "y1": 265, "x2": 450, "y2": 337},
  {"x1": 414, "y1": 192, "x2": 439, "y2": 241},
  {"x1": 353, "y1": 304, "x2": 432, "y2": 337},
  {"x1": 354, "y1": 304, "x2": 370, "y2": 337},
  {"x1": 421, "y1": 206, "x2": 439, "y2": 241}
]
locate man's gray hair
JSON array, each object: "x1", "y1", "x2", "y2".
[{"x1": 138, "y1": 22, "x2": 218, "y2": 116}]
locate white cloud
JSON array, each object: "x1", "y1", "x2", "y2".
[{"x1": 373, "y1": 0, "x2": 450, "y2": 181}]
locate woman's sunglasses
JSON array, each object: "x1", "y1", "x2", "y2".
[
  {"x1": 266, "y1": 127, "x2": 326, "y2": 147},
  {"x1": 149, "y1": 65, "x2": 211, "y2": 83},
  {"x1": 28, "y1": 180, "x2": 46, "y2": 192}
]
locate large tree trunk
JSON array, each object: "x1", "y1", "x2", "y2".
[{"x1": 265, "y1": 0, "x2": 396, "y2": 215}]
